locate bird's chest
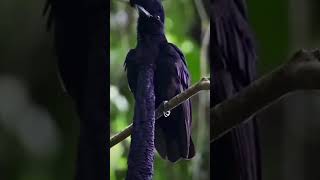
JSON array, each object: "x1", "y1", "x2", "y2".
[{"x1": 134, "y1": 42, "x2": 160, "y2": 63}]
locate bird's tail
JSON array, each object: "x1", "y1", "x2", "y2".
[{"x1": 155, "y1": 105, "x2": 195, "y2": 163}]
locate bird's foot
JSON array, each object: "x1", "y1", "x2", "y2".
[{"x1": 162, "y1": 101, "x2": 171, "y2": 117}]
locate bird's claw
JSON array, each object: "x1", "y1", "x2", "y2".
[{"x1": 163, "y1": 110, "x2": 170, "y2": 117}]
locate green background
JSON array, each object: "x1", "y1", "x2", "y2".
[{"x1": 110, "y1": 0, "x2": 210, "y2": 179}]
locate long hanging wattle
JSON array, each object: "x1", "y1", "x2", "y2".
[{"x1": 126, "y1": 64, "x2": 156, "y2": 180}]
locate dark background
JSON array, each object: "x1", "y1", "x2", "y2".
[
  {"x1": 0, "y1": 0, "x2": 86, "y2": 180},
  {"x1": 247, "y1": 0, "x2": 320, "y2": 180}
]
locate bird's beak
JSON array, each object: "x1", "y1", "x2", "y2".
[
  {"x1": 136, "y1": 5, "x2": 153, "y2": 18},
  {"x1": 121, "y1": 0, "x2": 153, "y2": 18}
]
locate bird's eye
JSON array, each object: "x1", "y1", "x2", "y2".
[{"x1": 156, "y1": 16, "x2": 160, "y2": 20}]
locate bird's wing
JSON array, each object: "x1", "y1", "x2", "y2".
[
  {"x1": 154, "y1": 43, "x2": 194, "y2": 162},
  {"x1": 124, "y1": 49, "x2": 138, "y2": 96},
  {"x1": 167, "y1": 43, "x2": 188, "y2": 68}
]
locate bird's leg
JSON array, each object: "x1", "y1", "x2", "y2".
[{"x1": 161, "y1": 100, "x2": 171, "y2": 117}]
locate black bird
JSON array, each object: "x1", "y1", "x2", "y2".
[
  {"x1": 44, "y1": 1, "x2": 108, "y2": 179},
  {"x1": 125, "y1": 0, "x2": 195, "y2": 162},
  {"x1": 212, "y1": 0, "x2": 261, "y2": 179}
]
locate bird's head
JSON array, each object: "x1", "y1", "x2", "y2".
[{"x1": 129, "y1": 0, "x2": 165, "y2": 35}]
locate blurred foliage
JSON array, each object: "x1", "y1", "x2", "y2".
[
  {"x1": 247, "y1": 0, "x2": 289, "y2": 74},
  {"x1": 0, "y1": 0, "x2": 79, "y2": 180},
  {"x1": 110, "y1": 0, "x2": 210, "y2": 179}
]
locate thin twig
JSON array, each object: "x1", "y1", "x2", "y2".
[
  {"x1": 193, "y1": 0, "x2": 209, "y2": 31},
  {"x1": 211, "y1": 49, "x2": 320, "y2": 142},
  {"x1": 200, "y1": 25, "x2": 210, "y2": 75},
  {"x1": 110, "y1": 77, "x2": 210, "y2": 148}
]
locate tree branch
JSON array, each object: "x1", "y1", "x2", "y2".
[
  {"x1": 211, "y1": 49, "x2": 320, "y2": 142},
  {"x1": 110, "y1": 77, "x2": 210, "y2": 148}
]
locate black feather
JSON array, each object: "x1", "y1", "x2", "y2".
[{"x1": 212, "y1": 0, "x2": 261, "y2": 179}]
